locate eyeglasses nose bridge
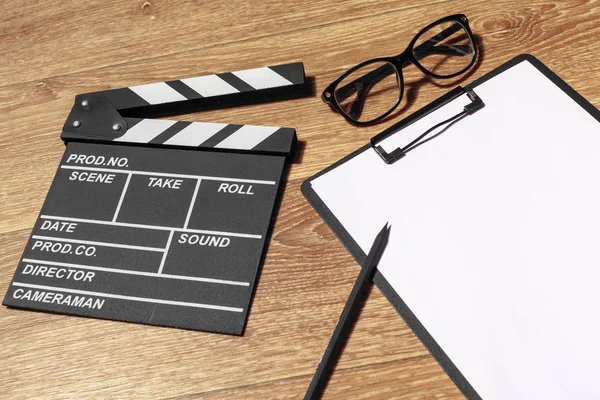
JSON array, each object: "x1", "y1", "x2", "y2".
[{"x1": 392, "y1": 52, "x2": 412, "y2": 69}]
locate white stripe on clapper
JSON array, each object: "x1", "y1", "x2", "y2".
[
  {"x1": 129, "y1": 82, "x2": 187, "y2": 105},
  {"x1": 215, "y1": 125, "x2": 280, "y2": 150},
  {"x1": 232, "y1": 67, "x2": 293, "y2": 90},
  {"x1": 180, "y1": 75, "x2": 239, "y2": 97},
  {"x1": 114, "y1": 119, "x2": 177, "y2": 143},
  {"x1": 163, "y1": 122, "x2": 228, "y2": 146}
]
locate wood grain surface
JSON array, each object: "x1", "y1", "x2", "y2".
[{"x1": 1, "y1": 1, "x2": 599, "y2": 399}]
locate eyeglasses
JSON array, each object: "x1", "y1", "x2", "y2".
[{"x1": 322, "y1": 14, "x2": 477, "y2": 125}]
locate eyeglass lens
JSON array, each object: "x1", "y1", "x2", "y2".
[
  {"x1": 413, "y1": 21, "x2": 475, "y2": 77},
  {"x1": 334, "y1": 61, "x2": 400, "y2": 123}
]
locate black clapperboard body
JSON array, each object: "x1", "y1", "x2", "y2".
[{"x1": 3, "y1": 63, "x2": 308, "y2": 335}]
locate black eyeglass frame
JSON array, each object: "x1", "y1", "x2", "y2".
[{"x1": 322, "y1": 14, "x2": 477, "y2": 126}]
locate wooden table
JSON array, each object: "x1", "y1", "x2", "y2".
[{"x1": 2, "y1": 1, "x2": 599, "y2": 398}]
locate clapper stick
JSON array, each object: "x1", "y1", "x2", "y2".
[
  {"x1": 3, "y1": 63, "x2": 309, "y2": 334},
  {"x1": 61, "y1": 63, "x2": 307, "y2": 157}
]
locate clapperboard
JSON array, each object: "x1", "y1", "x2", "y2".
[{"x1": 3, "y1": 63, "x2": 308, "y2": 335}]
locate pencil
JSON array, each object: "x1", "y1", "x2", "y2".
[{"x1": 304, "y1": 222, "x2": 391, "y2": 400}]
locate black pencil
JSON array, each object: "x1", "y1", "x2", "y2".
[{"x1": 304, "y1": 222, "x2": 391, "y2": 400}]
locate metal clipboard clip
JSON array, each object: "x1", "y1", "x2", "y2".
[{"x1": 370, "y1": 86, "x2": 485, "y2": 164}]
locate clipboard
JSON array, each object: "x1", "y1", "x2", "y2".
[{"x1": 302, "y1": 54, "x2": 600, "y2": 399}]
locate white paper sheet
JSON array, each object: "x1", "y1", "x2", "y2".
[{"x1": 311, "y1": 60, "x2": 600, "y2": 399}]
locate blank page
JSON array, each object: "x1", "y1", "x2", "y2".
[{"x1": 311, "y1": 60, "x2": 600, "y2": 399}]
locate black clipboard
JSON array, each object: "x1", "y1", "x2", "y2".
[{"x1": 301, "y1": 54, "x2": 600, "y2": 399}]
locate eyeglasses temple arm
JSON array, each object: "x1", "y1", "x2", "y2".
[
  {"x1": 347, "y1": 88, "x2": 367, "y2": 120},
  {"x1": 412, "y1": 23, "x2": 466, "y2": 59}
]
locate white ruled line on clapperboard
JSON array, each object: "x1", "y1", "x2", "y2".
[
  {"x1": 60, "y1": 165, "x2": 277, "y2": 184},
  {"x1": 21, "y1": 258, "x2": 249, "y2": 286},
  {"x1": 31, "y1": 235, "x2": 164, "y2": 252},
  {"x1": 39, "y1": 215, "x2": 263, "y2": 239},
  {"x1": 10, "y1": 282, "x2": 244, "y2": 312}
]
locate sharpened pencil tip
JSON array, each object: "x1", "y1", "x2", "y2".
[
  {"x1": 375, "y1": 222, "x2": 391, "y2": 248},
  {"x1": 383, "y1": 222, "x2": 391, "y2": 233}
]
